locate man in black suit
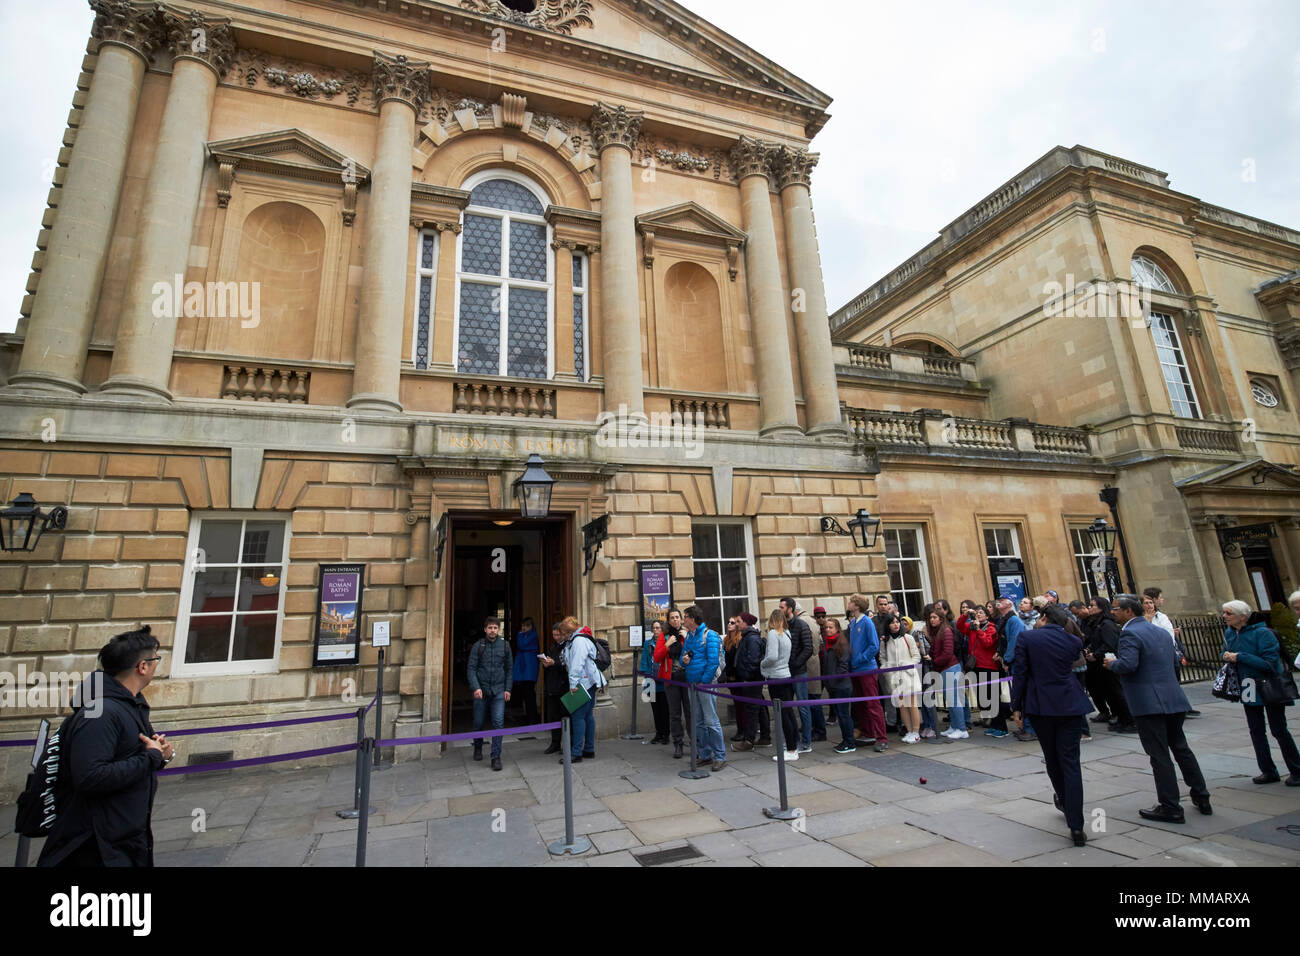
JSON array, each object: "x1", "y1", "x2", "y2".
[
  {"x1": 1011, "y1": 604, "x2": 1094, "y2": 847},
  {"x1": 1106, "y1": 595, "x2": 1211, "y2": 823}
]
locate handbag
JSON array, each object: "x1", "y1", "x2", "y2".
[
  {"x1": 1256, "y1": 664, "x2": 1299, "y2": 707},
  {"x1": 1211, "y1": 661, "x2": 1241, "y2": 702}
]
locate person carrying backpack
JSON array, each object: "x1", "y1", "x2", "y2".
[
  {"x1": 36, "y1": 626, "x2": 174, "y2": 867},
  {"x1": 562, "y1": 624, "x2": 607, "y2": 763}
]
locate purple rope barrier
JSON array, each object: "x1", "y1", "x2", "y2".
[
  {"x1": 0, "y1": 739, "x2": 36, "y2": 748},
  {"x1": 377, "y1": 720, "x2": 562, "y2": 748},
  {"x1": 701, "y1": 664, "x2": 918, "y2": 689},
  {"x1": 158, "y1": 742, "x2": 358, "y2": 776},
  {"x1": 672, "y1": 670, "x2": 1012, "y2": 708}
]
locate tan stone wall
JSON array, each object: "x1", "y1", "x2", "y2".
[{"x1": 0, "y1": 446, "x2": 417, "y2": 800}]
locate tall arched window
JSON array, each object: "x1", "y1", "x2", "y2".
[
  {"x1": 455, "y1": 172, "x2": 553, "y2": 378},
  {"x1": 1131, "y1": 254, "x2": 1201, "y2": 419}
]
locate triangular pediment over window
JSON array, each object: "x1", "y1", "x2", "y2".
[
  {"x1": 635, "y1": 201, "x2": 747, "y2": 246},
  {"x1": 207, "y1": 129, "x2": 371, "y2": 185}
]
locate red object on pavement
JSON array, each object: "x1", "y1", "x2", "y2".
[{"x1": 919, "y1": 777, "x2": 927, "y2": 784}]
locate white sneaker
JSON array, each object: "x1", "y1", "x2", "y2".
[
  {"x1": 948, "y1": 730, "x2": 970, "y2": 739},
  {"x1": 940, "y1": 729, "x2": 957, "y2": 737},
  {"x1": 903, "y1": 732, "x2": 920, "y2": 743},
  {"x1": 771, "y1": 750, "x2": 800, "y2": 762},
  {"x1": 797, "y1": 743, "x2": 813, "y2": 754}
]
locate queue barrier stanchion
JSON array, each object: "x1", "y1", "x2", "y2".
[
  {"x1": 548, "y1": 716, "x2": 591, "y2": 856},
  {"x1": 620, "y1": 670, "x2": 644, "y2": 741},
  {"x1": 14, "y1": 834, "x2": 31, "y2": 868},
  {"x1": 764, "y1": 696, "x2": 800, "y2": 821},
  {"x1": 374, "y1": 648, "x2": 388, "y2": 771},
  {"x1": 355, "y1": 737, "x2": 374, "y2": 867},
  {"x1": 678, "y1": 683, "x2": 710, "y2": 780},
  {"x1": 337, "y1": 706, "x2": 374, "y2": 819}
]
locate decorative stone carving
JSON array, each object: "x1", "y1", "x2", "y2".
[
  {"x1": 161, "y1": 8, "x2": 236, "y2": 76},
  {"x1": 590, "y1": 102, "x2": 643, "y2": 152},
  {"x1": 229, "y1": 49, "x2": 369, "y2": 107},
  {"x1": 90, "y1": 0, "x2": 163, "y2": 59},
  {"x1": 551, "y1": 237, "x2": 599, "y2": 254},
  {"x1": 342, "y1": 182, "x2": 357, "y2": 226},
  {"x1": 1182, "y1": 308, "x2": 1204, "y2": 338},
  {"x1": 216, "y1": 161, "x2": 234, "y2": 208},
  {"x1": 372, "y1": 51, "x2": 431, "y2": 112},
  {"x1": 499, "y1": 92, "x2": 527, "y2": 128},
  {"x1": 655, "y1": 149, "x2": 710, "y2": 172},
  {"x1": 410, "y1": 216, "x2": 462, "y2": 234},
  {"x1": 729, "y1": 135, "x2": 776, "y2": 181},
  {"x1": 458, "y1": 0, "x2": 594, "y2": 36},
  {"x1": 772, "y1": 145, "x2": 818, "y2": 191}
]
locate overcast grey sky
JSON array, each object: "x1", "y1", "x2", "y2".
[{"x1": 2, "y1": 0, "x2": 1298, "y2": 335}]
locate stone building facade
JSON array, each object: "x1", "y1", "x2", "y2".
[
  {"x1": 0, "y1": 0, "x2": 885, "y2": 796},
  {"x1": 830, "y1": 146, "x2": 1300, "y2": 620}
]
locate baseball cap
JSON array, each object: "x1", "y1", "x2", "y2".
[{"x1": 813, "y1": 606, "x2": 826, "y2": 614}]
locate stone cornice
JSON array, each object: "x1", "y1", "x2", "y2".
[
  {"x1": 160, "y1": 5, "x2": 237, "y2": 77},
  {"x1": 772, "y1": 146, "x2": 818, "y2": 191},
  {"x1": 729, "y1": 135, "x2": 775, "y2": 182},
  {"x1": 89, "y1": 0, "x2": 164, "y2": 60},
  {"x1": 372, "y1": 50, "x2": 432, "y2": 112},
  {"x1": 589, "y1": 102, "x2": 643, "y2": 152}
]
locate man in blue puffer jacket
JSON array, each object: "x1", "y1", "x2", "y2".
[{"x1": 680, "y1": 605, "x2": 726, "y2": 771}]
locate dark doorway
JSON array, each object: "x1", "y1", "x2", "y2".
[
  {"x1": 1242, "y1": 542, "x2": 1285, "y2": 610},
  {"x1": 443, "y1": 513, "x2": 574, "y2": 734}
]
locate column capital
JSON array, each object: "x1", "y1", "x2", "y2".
[
  {"x1": 590, "y1": 102, "x2": 643, "y2": 152},
  {"x1": 772, "y1": 145, "x2": 819, "y2": 191},
  {"x1": 372, "y1": 51, "x2": 431, "y2": 112},
  {"x1": 160, "y1": 7, "x2": 236, "y2": 78},
  {"x1": 89, "y1": 0, "x2": 164, "y2": 61},
  {"x1": 729, "y1": 135, "x2": 777, "y2": 182}
]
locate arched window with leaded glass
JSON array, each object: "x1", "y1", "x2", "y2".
[
  {"x1": 1131, "y1": 253, "x2": 1201, "y2": 420},
  {"x1": 454, "y1": 172, "x2": 553, "y2": 379}
]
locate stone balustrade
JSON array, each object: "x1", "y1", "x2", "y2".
[
  {"x1": 453, "y1": 381, "x2": 556, "y2": 418},
  {"x1": 670, "y1": 398, "x2": 730, "y2": 429},
  {"x1": 221, "y1": 365, "x2": 310, "y2": 403},
  {"x1": 837, "y1": 342, "x2": 974, "y2": 382},
  {"x1": 843, "y1": 406, "x2": 1095, "y2": 459},
  {"x1": 1175, "y1": 424, "x2": 1240, "y2": 454}
]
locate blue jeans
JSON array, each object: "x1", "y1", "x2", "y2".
[
  {"x1": 692, "y1": 686, "x2": 726, "y2": 762},
  {"x1": 833, "y1": 701, "x2": 855, "y2": 746},
  {"x1": 473, "y1": 692, "x2": 506, "y2": 759},
  {"x1": 569, "y1": 692, "x2": 596, "y2": 756},
  {"x1": 794, "y1": 680, "x2": 816, "y2": 746},
  {"x1": 942, "y1": 665, "x2": 968, "y2": 731}
]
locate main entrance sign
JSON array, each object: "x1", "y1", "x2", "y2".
[{"x1": 435, "y1": 427, "x2": 586, "y2": 459}]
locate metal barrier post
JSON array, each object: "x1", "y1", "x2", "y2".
[
  {"x1": 548, "y1": 717, "x2": 591, "y2": 856},
  {"x1": 14, "y1": 835, "x2": 31, "y2": 868},
  {"x1": 764, "y1": 696, "x2": 799, "y2": 820},
  {"x1": 678, "y1": 683, "x2": 710, "y2": 780},
  {"x1": 374, "y1": 648, "x2": 387, "y2": 770},
  {"x1": 620, "y1": 671, "x2": 645, "y2": 741},
  {"x1": 355, "y1": 737, "x2": 374, "y2": 867},
  {"x1": 337, "y1": 707, "x2": 373, "y2": 819}
]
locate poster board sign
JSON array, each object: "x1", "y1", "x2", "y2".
[
  {"x1": 312, "y1": 563, "x2": 365, "y2": 666},
  {"x1": 637, "y1": 561, "x2": 674, "y2": 639},
  {"x1": 989, "y1": 557, "x2": 1027, "y2": 605}
]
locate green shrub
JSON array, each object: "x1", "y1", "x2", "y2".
[{"x1": 1271, "y1": 602, "x2": 1299, "y2": 668}]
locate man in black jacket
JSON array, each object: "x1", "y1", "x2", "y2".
[
  {"x1": 468, "y1": 616, "x2": 513, "y2": 770},
  {"x1": 781, "y1": 597, "x2": 815, "y2": 752},
  {"x1": 1083, "y1": 597, "x2": 1136, "y2": 734},
  {"x1": 39, "y1": 626, "x2": 173, "y2": 867}
]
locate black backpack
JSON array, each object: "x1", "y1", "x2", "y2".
[
  {"x1": 952, "y1": 628, "x2": 973, "y2": 672},
  {"x1": 14, "y1": 712, "x2": 78, "y2": 839},
  {"x1": 592, "y1": 635, "x2": 612, "y2": 673}
]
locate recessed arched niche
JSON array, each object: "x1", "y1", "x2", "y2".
[
  {"x1": 232, "y1": 201, "x2": 326, "y2": 362},
  {"x1": 663, "y1": 261, "x2": 725, "y2": 391}
]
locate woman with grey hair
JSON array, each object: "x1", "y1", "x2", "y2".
[{"x1": 1221, "y1": 600, "x2": 1300, "y2": 786}]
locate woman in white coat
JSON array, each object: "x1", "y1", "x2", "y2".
[{"x1": 880, "y1": 614, "x2": 923, "y2": 743}]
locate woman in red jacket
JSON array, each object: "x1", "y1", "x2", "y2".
[
  {"x1": 969, "y1": 606, "x2": 1008, "y2": 736},
  {"x1": 925, "y1": 608, "x2": 968, "y2": 738}
]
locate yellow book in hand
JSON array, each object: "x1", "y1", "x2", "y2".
[{"x1": 561, "y1": 685, "x2": 592, "y2": 714}]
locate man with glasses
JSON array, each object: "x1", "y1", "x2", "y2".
[{"x1": 39, "y1": 625, "x2": 175, "y2": 867}]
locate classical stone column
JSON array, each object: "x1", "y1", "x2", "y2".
[
  {"x1": 1193, "y1": 516, "x2": 1234, "y2": 610},
  {"x1": 348, "y1": 53, "x2": 430, "y2": 414},
  {"x1": 7, "y1": 1, "x2": 161, "y2": 395},
  {"x1": 1213, "y1": 518, "x2": 1256, "y2": 605},
  {"x1": 1275, "y1": 517, "x2": 1300, "y2": 598},
  {"x1": 774, "y1": 146, "x2": 842, "y2": 435},
  {"x1": 430, "y1": 220, "x2": 460, "y2": 371},
  {"x1": 731, "y1": 136, "x2": 799, "y2": 436},
  {"x1": 99, "y1": 9, "x2": 235, "y2": 401},
  {"x1": 590, "y1": 102, "x2": 645, "y2": 420}
]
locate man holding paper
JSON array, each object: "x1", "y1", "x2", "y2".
[{"x1": 562, "y1": 625, "x2": 606, "y2": 763}]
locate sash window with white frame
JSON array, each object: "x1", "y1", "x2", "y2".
[
  {"x1": 455, "y1": 173, "x2": 553, "y2": 379},
  {"x1": 884, "y1": 525, "x2": 932, "y2": 620},
  {"x1": 1149, "y1": 311, "x2": 1201, "y2": 419},
  {"x1": 690, "y1": 520, "x2": 757, "y2": 635},
  {"x1": 174, "y1": 516, "x2": 290, "y2": 676},
  {"x1": 1068, "y1": 525, "x2": 1101, "y2": 602},
  {"x1": 572, "y1": 250, "x2": 588, "y2": 381}
]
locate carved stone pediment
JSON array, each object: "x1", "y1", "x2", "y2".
[
  {"x1": 635, "y1": 202, "x2": 747, "y2": 279},
  {"x1": 459, "y1": 0, "x2": 594, "y2": 36},
  {"x1": 207, "y1": 129, "x2": 370, "y2": 222}
]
